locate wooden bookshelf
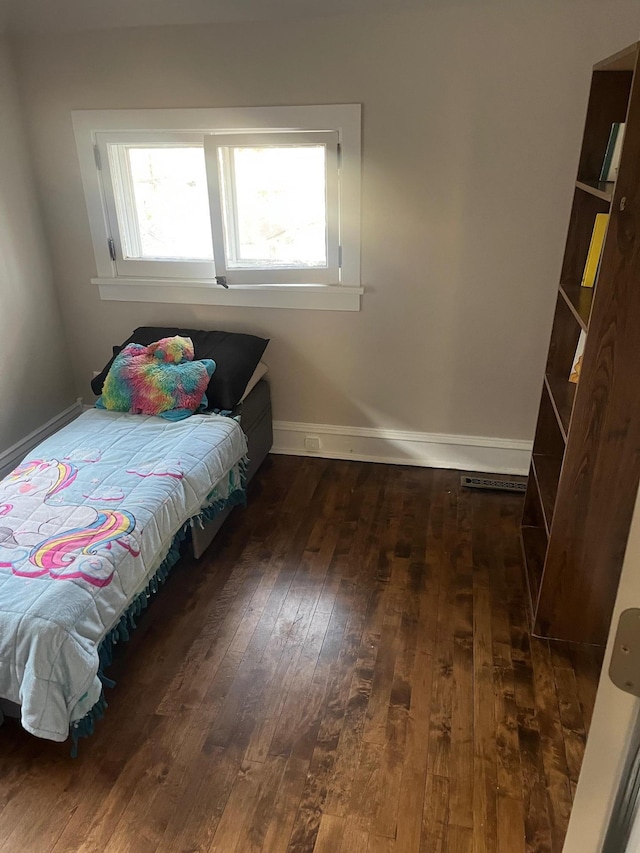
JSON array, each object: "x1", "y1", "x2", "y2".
[
  {"x1": 558, "y1": 281, "x2": 593, "y2": 331},
  {"x1": 544, "y1": 373, "x2": 575, "y2": 440},
  {"x1": 521, "y1": 43, "x2": 640, "y2": 644},
  {"x1": 521, "y1": 464, "x2": 548, "y2": 607},
  {"x1": 575, "y1": 179, "x2": 614, "y2": 202},
  {"x1": 531, "y1": 455, "x2": 560, "y2": 532},
  {"x1": 521, "y1": 523, "x2": 547, "y2": 605}
]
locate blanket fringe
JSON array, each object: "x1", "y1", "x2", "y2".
[{"x1": 70, "y1": 458, "x2": 247, "y2": 757}]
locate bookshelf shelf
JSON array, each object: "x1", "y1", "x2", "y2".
[
  {"x1": 559, "y1": 281, "x2": 593, "y2": 331},
  {"x1": 521, "y1": 464, "x2": 548, "y2": 615},
  {"x1": 521, "y1": 524, "x2": 548, "y2": 611},
  {"x1": 544, "y1": 373, "x2": 575, "y2": 440},
  {"x1": 594, "y1": 43, "x2": 638, "y2": 72},
  {"x1": 575, "y1": 178, "x2": 614, "y2": 202},
  {"x1": 521, "y1": 42, "x2": 640, "y2": 645},
  {"x1": 531, "y1": 454, "x2": 560, "y2": 533}
]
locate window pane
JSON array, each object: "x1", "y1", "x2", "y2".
[
  {"x1": 123, "y1": 147, "x2": 213, "y2": 260},
  {"x1": 223, "y1": 145, "x2": 327, "y2": 268}
]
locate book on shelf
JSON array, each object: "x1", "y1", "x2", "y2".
[
  {"x1": 599, "y1": 122, "x2": 626, "y2": 182},
  {"x1": 581, "y1": 213, "x2": 609, "y2": 288},
  {"x1": 569, "y1": 330, "x2": 587, "y2": 384}
]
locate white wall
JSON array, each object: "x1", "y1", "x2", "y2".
[
  {"x1": 9, "y1": 1, "x2": 640, "y2": 445},
  {"x1": 0, "y1": 36, "x2": 75, "y2": 451}
]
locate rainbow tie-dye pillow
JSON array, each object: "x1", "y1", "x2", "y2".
[
  {"x1": 149, "y1": 335, "x2": 195, "y2": 364},
  {"x1": 96, "y1": 336, "x2": 215, "y2": 420}
]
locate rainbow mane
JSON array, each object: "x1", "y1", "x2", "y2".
[
  {"x1": 3, "y1": 457, "x2": 137, "y2": 588},
  {"x1": 8, "y1": 460, "x2": 39, "y2": 479},
  {"x1": 9, "y1": 459, "x2": 77, "y2": 497},
  {"x1": 49, "y1": 461, "x2": 77, "y2": 496},
  {"x1": 29, "y1": 510, "x2": 136, "y2": 585}
]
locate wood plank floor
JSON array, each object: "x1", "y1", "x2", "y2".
[{"x1": 0, "y1": 457, "x2": 604, "y2": 853}]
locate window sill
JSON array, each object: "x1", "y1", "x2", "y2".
[{"x1": 92, "y1": 278, "x2": 363, "y2": 311}]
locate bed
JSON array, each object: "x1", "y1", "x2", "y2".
[
  {"x1": 192, "y1": 377, "x2": 273, "y2": 558},
  {"x1": 0, "y1": 328, "x2": 273, "y2": 749}
]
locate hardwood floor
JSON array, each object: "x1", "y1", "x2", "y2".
[{"x1": 0, "y1": 457, "x2": 604, "y2": 853}]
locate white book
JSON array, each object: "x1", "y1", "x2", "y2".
[{"x1": 569, "y1": 331, "x2": 587, "y2": 384}]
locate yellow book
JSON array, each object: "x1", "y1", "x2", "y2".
[{"x1": 581, "y1": 213, "x2": 609, "y2": 288}]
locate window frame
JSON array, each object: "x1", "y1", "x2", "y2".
[
  {"x1": 204, "y1": 130, "x2": 340, "y2": 285},
  {"x1": 72, "y1": 105, "x2": 362, "y2": 311},
  {"x1": 97, "y1": 130, "x2": 216, "y2": 280}
]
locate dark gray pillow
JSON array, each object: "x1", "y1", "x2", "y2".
[{"x1": 91, "y1": 327, "x2": 269, "y2": 411}]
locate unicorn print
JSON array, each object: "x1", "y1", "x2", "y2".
[{"x1": 0, "y1": 459, "x2": 135, "y2": 587}]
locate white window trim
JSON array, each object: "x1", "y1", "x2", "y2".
[{"x1": 72, "y1": 105, "x2": 363, "y2": 311}]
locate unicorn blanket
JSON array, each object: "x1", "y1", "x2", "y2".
[{"x1": 0, "y1": 408, "x2": 247, "y2": 741}]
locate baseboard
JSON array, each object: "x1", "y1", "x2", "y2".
[
  {"x1": 272, "y1": 420, "x2": 532, "y2": 476},
  {"x1": 0, "y1": 399, "x2": 84, "y2": 479},
  {"x1": 0, "y1": 408, "x2": 531, "y2": 480}
]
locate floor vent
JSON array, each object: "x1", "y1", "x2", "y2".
[{"x1": 461, "y1": 475, "x2": 526, "y2": 493}]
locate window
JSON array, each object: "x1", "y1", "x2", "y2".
[
  {"x1": 73, "y1": 106, "x2": 362, "y2": 310},
  {"x1": 100, "y1": 134, "x2": 215, "y2": 280}
]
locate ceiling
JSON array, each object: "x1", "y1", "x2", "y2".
[{"x1": 0, "y1": 0, "x2": 432, "y2": 34}]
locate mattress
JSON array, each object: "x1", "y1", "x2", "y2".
[{"x1": 0, "y1": 408, "x2": 247, "y2": 742}]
